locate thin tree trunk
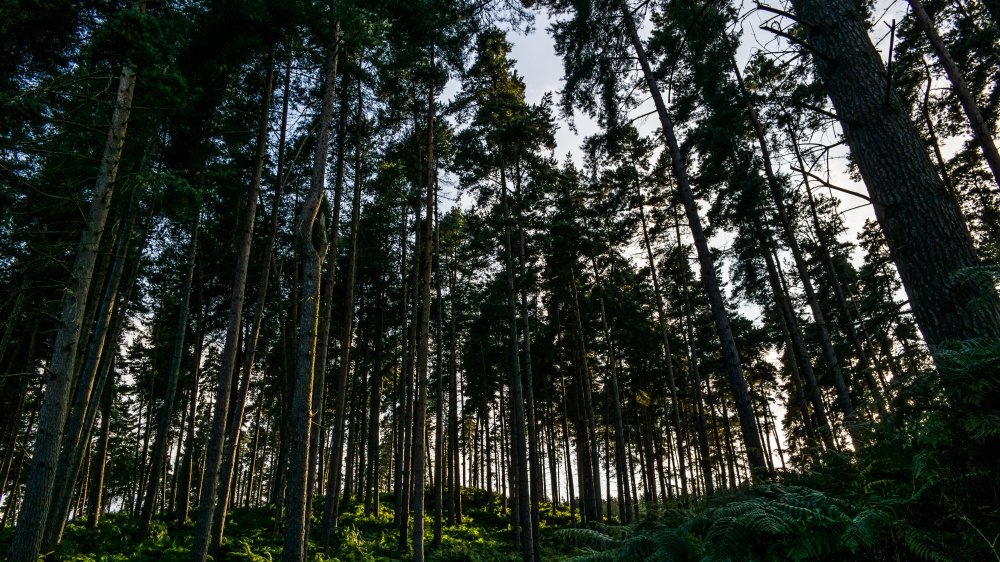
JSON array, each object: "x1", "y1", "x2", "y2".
[
  {"x1": 9, "y1": 24, "x2": 141, "y2": 556},
  {"x1": 412, "y1": 54, "x2": 436, "y2": 562},
  {"x1": 635, "y1": 184, "x2": 688, "y2": 497},
  {"x1": 906, "y1": 0, "x2": 1000, "y2": 189},
  {"x1": 322, "y1": 68, "x2": 364, "y2": 546},
  {"x1": 191, "y1": 54, "x2": 275, "y2": 562},
  {"x1": 433, "y1": 190, "x2": 445, "y2": 548},
  {"x1": 619, "y1": 1, "x2": 767, "y2": 475},
  {"x1": 177, "y1": 287, "x2": 205, "y2": 524},
  {"x1": 673, "y1": 219, "x2": 714, "y2": 496},
  {"x1": 138, "y1": 212, "x2": 200, "y2": 538},
  {"x1": 501, "y1": 167, "x2": 533, "y2": 561},
  {"x1": 730, "y1": 58, "x2": 859, "y2": 444}
]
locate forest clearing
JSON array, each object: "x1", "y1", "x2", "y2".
[{"x1": 1, "y1": 0, "x2": 999, "y2": 560}]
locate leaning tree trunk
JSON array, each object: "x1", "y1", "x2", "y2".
[
  {"x1": 86, "y1": 373, "x2": 114, "y2": 528},
  {"x1": 212, "y1": 57, "x2": 282, "y2": 549},
  {"x1": 619, "y1": 0, "x2": 767, "y2": 475},
  {"x1": 906, "y1": 0, "x2": 1000, "y2": 190},
  {"x1": 9, "y1": 20, "x2": 141, "y2": 559},
  {"x1": 46, "y1": 190, "x2": 140, "y2": 548},
  {"x1": 789, "y1": 0, "x2": 1000, "y2": 347},
  {"x1": 190, "y1": 56, "x2": 274, "y2": 562},
  {"x1": 730, "y1": 58, "x2": 859, "y2": 444},
  {"x1": 283, "y1": 32, "x2": 339, "y2": 562},
  {"x1": 138, "y1": 212, "x2": 200, "y2": 538}
]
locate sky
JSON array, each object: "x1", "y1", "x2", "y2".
[{"x1": 504, "y1": 2, "x2": 912, "y2": 251}]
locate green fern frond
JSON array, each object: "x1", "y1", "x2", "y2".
[
  {"x1": 841, "y1": 509, "x2": 891, "y2": 551},
  {"x1": 555, "y1": 527, "x2": 620, "y2": 551},
  {"x1": 903, "y1": 526, "x2": 956, "y2": 562}
]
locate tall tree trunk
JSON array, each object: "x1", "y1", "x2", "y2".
[
  {"x1": 500, "y1": 167, "x2": 533, "y2": 561},
  {"x1": 138, "y1": 212, "x2": 200, "y2": 538},
  {"x1": 9, "y1": 19, "x2": 141, "y2": 557},
  {"x1": 86, "y1": 375, "x2": 114, "y2": 528},
  {"x1": 753, "y1": 217, "x2": 837, "y2": 450},
  {"x1": 46, "y1": 190, "x2": 140, "y2": 547},
  {"x1": 619, "y1": 0, "x2": 767, "y2": 476},
  {"x1": 365, "y1": 281, "x2": 385, "y2": 516},
  {"x1": 212, "y1": 56, "x2": 284, "y2": 548},
  {"x1": 589, "y1": 256, "x2": 634, "y2": 517},
  {"x1": 635, "y1": 183, "x2": 688, "y2": 497},
  {"x1": 447, "y1": 266, "x2": 461, "y2": 524},
  {"x1": 412, "y1": 54, "x2": 436, "y2": 562},
  {"x1": 177, "y1": 285, "x2": 205, "y2": 524},
  {"x1": 790, "y1": 0, "x2": 1000, "y2": 347},
  {"x1": 321, "y1": 67, "x2": 363, "y2": 546},
  {"x1": 309, "y1": 66, "x2": 350, "y2": 518},
  {"x1": 730, "y1": 58, "x2": 859, "y2": 444},
  {"x1": 906, "y1": 0, "x2": 1000, "y2": 189},
  {"x1": 433, "y1": 190, "x2": 445, "y2": 548},
  {"x1": 788, "y1": 130, "x2": 887, "y2": 411},
  {"x1": 568, "y1": 274, "x2": 602, "y2": 521},
  {"x1": 282, "y1": 29, "x2": 339, "y2": 562},
  {"x1": 191, "y1": 54, "x2": 275, "y2": 562},
  {"x1": 672, "y1": 218, "x2": 715, "y2": 496}
]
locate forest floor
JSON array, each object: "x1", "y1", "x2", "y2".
[{"x1": 0, "y1": 489, "x2": 592, "y2": 561}]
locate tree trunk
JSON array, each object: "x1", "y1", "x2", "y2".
[
  {"x1": 46, "y1": 190, "x2": 140, "y2": 547},
  {"x1": 635, "y1": 183, "x2": 688, "y2": 497},
  {"x1": 790, "y1": 0, "x2": 1000, "y2": 347},
  {"x1": 282, "y1": 29, "x2": 339, "y2": 562},
  {"x1": 730, "y1": 58, "x2": 859, "y2": 444},
  {"x1": 501, "y1": 167, "x2": 533, "y2": 561},
  {"x1": 86, "y1": 375, "x2": 114, "y2": 528},
  {"x1": 589, "y1": 256, "x2": 634, "y2": 516},
  {"x1": 433, "y1": 190, "x2": 445, "y2": 548},
  {"x1": 138, "y1": 212, "x2": 200, "y2": 538},
  {"x1": 412, "y1": 56, "x2": 436, "y2": 562},
  {"x1": 906, "y1": 0, "x2": 1000, "y2": 190},
  {"x1": 212, "y1": 56, "x2": 283, "y2": 548},
  {"x1": 9, "y1": 21, "x2": 141, "y2": 558},
  {"x1": 191, "y1": 54, "x2": 275, "y2": 562},
  {"x1": 619, "y1": 1, "x2": 767, "y2": 475},
  {"x1": 321, "y1": 66, "x2": 364, "y2": 546}
]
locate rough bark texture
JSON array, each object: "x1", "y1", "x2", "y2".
[
  {"x1": 283, "y1": 32, "x2": 339, "y2": 562},
  {"x1": 9, "y1": 42, "x2": 139, "y2": 562},
  {"x1": 790, "y1": 0, "x2": 1000, "y2": 347}
]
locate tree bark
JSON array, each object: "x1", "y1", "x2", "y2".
[
  {"x1": 412, "y1": 54, "x2": 436, "y2": 562},
  {"x1": 9, "y1": 19, "x2": 140, "y2": 558},
  {"x1": 191, "y1": 54, "x2": 275, "y2": 562},
  {"x1": 282, "y1": 29, "x2": 339, "y2": 562},
  {"x1": 212, "y1": 56, "x2": 282, "y2": 548},
  {"x1": 322, "y1": 64, "x2": 364, "y2": 545},
  {"x1": 501, "y1": 167, "x2": 533, "y2": 561},
  {"x1": 790, "y1": 0, "x2": 1000, "y2": 347},
  {"x1": 635, "y1": 183, "x2": 688, "y2": 497}
]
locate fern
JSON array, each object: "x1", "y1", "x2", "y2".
[{"x1": 554, "y1": 527, "x2": 620, "y2": 552}]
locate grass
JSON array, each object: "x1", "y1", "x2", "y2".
[{"x1": 0, "y1": 489, "x2": 595, "y2": 561}]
